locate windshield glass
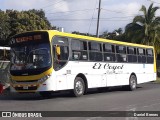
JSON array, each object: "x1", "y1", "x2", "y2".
[{"x1": 11, "y1": 43, "x2": 51, "y2": 70}]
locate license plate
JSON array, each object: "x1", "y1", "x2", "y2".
[{"x1": 23, "y1": 86, "x2": 28, "y2": 89}]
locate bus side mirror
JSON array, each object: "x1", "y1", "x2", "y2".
[{"x1": 56, "y1": 45, "x2": 61, "y2": 56}]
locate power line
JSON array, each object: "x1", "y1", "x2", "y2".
[
  {"x1": 41, "y1": 0, "x2": 66, "y2": 9},
  {"x1": 88, "y1": 0, "x2": 98, "y2": 34},
  {"x1": 49, "y1": 18, "x2": 133, "y2": 21},
  {"x1": 101, "y1": 8, "x2": 126, "y2": 14},
  {"x1": 101, "y1": 8, "x2": 141, "y2": 16},
  {"x1": 99, "y1": 15, "x2": 144, "y2": 20},
  {"x1": 46, "y1": 9, "x2": 94, "y2": 14},
  {"x1": 44, "y1": 0, "x2": 69, "y2": 13},
  {"x1": 49, "y1": 19, "x2": 92, "y2": 21},
  {"x1": 47, "y1": 10, "x2": 94, "y2": 19}
]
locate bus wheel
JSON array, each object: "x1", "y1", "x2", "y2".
[
  {"x1": 128, "y1": 75, "x2": 137, "y2": 91},
  {"x1": 73, "y1": 77, "x2": 85, "y2": 97},
  {"x1": 39, "y1": 91, "x2": 52, "y2": 98}
]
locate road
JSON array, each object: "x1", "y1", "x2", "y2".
[{"x1": 0, "y1": 82, "x2": 160, "y2": 120}]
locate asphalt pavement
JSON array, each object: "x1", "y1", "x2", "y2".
[{"x1": 0, "y1": 82, "x2": 160, "y2": 120}]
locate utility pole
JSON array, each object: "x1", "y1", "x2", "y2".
[{"x1": 96, "y1": 0, "x2": 101, "y2": 37}]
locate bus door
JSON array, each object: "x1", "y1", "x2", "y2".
[{"x1": 52, "y1": 37, "x2": 69, "y2": 90}]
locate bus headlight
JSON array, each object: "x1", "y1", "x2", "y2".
[{"x1": 38, "y1": 74, "x2": 51, "y2": 83}]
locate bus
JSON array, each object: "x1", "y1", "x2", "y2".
[
  {"x1": 0, "y1": 46, "x2": 10, "y2": 87},
  {"x1": 9, "y1": 30, "x2": 156, "y2": 97}
]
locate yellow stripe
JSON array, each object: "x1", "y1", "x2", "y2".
[
  {"x1": 47, "y1": 30, "x2": 153, "y2": 48},
  {"x1": 153, "y1": 48, "x2": 157, "y2": 73},
  {"x1": 11, "y1": 67, "x2": 53, "y2": 81}
]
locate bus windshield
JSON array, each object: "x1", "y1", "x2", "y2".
[{"x1": 11, "y1": 43, "x2": 51, "y2": 70}]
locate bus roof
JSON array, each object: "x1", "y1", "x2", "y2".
[
  {"x1": 12, "y1": 30, "x2": 153, "y2": 49},
  {"x1": 47, "y1": 30, "x2": 154, "y2": 49}
]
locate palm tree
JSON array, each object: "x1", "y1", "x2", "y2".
[{"x1": 125, "y1": 3, "x2": 160, "y2": 54}]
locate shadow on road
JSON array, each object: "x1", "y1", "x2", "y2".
[{"x1": 0, "y1": 82, "x2": 158, "y2": 101}]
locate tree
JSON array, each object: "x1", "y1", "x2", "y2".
[
  {"x1": 0, "y1": 10, "x2": 10, "y2": 45},
  {"x1": 125, "y1": 3, "x2": 160, "y2": 54},
  {"x1": 100, "y1": 28, "x2": 126, "y2": 42},
  {"x1": 72, "y1": 31, "x2": 95, "y2": 37},
  {"x1": 0, "y1": 9, "x2": 55, "y2": 46}
]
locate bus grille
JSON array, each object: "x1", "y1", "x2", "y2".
[
  {"x1": 15, "y1": 86, "x2": 38, "y2": 91},
  {"x1": 15, "y1": 80, "x2": 38, "y2": 83}
]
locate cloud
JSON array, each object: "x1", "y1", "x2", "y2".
[
  {"x1": 44, "y1": 0, "x2": 69, "y2": 13},
  {"x1": 126, "y1": 3, "x2": 141, "y2": 15},
  {"x1": 1, "y1": 0, "x2": 39, "y2": 10},
  {"x1": 47, "y1": 0, "x2": 97, "y2": 34},
  {"x1": 0, "y1": 0, "x2": 152, "y2": 34},
  {"x1": 98, "y1": 2, "x2": 142, "y2": 33}
]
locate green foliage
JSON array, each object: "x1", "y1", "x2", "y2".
[
  {"x1": 125, "y1": 3, "x2": 160, "y2": 54},
  {"x1": 72, "y1": 31, "x2": 96, "y2": 37},
  {"x1": 100, "y1": 28, "x2": 126, "y2": 42},
  {"x1": 0, "y1": 10, "x2": 11, "y2": 45},
  {"x1": 0, "y1": 9, "x2": 55, "y2": 46}
]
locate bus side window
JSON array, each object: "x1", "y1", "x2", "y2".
[
  {"x1": 89, "y1": 42, "x2": 102, "y2": 61},
  {"x1": 116, "y1": 45, "x2": 127, "y2": 62},
  {"x1": 137, "y1": 48, "x2": 146, "y2": 63},
  {"x1": 127, "y1": 47, "x2": 137, "y2": 63},
  {"x1": 52, "y1": 37, "x2": 69, "y2": 70},
  {"x1": 146, "y1": 49, "x2": 154, "y2": 63},
  {"x1": 103, "y1": 43, "x2": 115, "y2": 62},
  {"x1": 71, "y1": 39, "x2": 88, "y2": 61}
]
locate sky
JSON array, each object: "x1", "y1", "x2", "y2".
[{"x1": 0, "y1": 0, "x2": 160, "y2": 35}]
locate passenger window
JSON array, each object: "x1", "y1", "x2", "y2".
[
  {"x1": 138, "y1": 48, "x2": 145, "y2": 55},
  {"x1": 71, "y1": 40, "x2": 87, "y2": 51},
  {"x1": 103, "y1": 43, "x2": 115, "y2": 62},
  {"x1": 89, "y1": 42, "x2": 101, "y2": 51},
  {"x1": 103, "y1": 44, "x2": 115, "y2": 53},
  {"x1": 147, "y1": 49, "x2": 153, "y2": 56},
  {"x1": 52, "y1": 37, "x2": 69, "y2": 71},
  {"x1": 127, "y1": 47, "x2": 137, "y2": 63},
  {"x1": 89, "y1": 42, "x2": 102, "y2": 61},
  {"x1": 116, "y1": 45, "x2": 127, "y2": 62},
  {"x1": 116, "y1": 54, "x2": 127, "y2": 62},
  {"x1": 146, "y1": 49, "x2": 154, "y2": 63},
  {"x1": 137, "y1": 48, "x2": 146, "y2": 63},
  {"x1": 71, "y1": 39, "x2": 88, "y2": 60},
  {"x1": 127, "y1": 47, "x2": 136, "y2": 55}
]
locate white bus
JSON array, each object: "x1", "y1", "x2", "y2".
[{"x1": 9, "y1": 30, "x2": 156, "y2": 97}]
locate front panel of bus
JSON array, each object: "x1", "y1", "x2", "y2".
[{"x1": 10, "y1": 31, "x2": 53, "y2": 92}]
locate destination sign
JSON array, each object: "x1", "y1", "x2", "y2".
[
  {"x1": 10, "y1": 32, "x2": 49, "y2": 45},
  {"x1": 11, "y1": 35, "x2": 41, "y2": 44}
]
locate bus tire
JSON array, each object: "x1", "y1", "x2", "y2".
[
  {"x1": 72, "y1": 77, "x2": 85, "y2": 97},
  {"x1": 128, "y1": 74, "x2": 137, "y2": 91}
]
